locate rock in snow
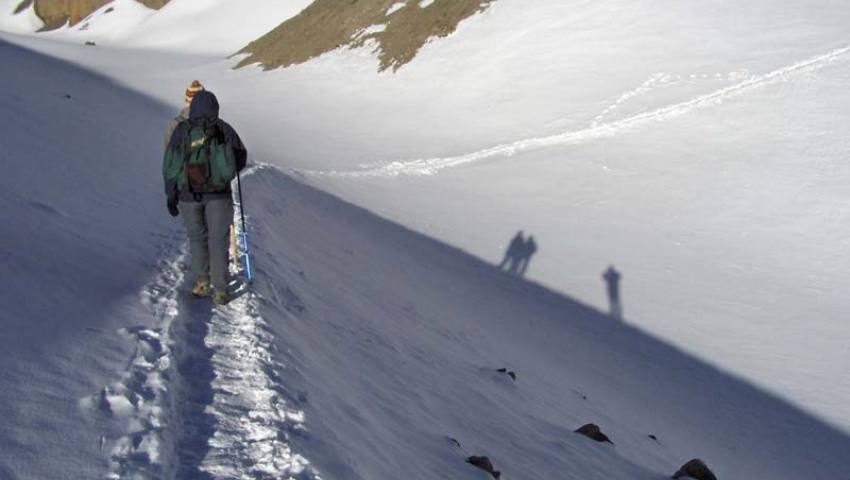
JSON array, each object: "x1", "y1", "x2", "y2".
[
  {"x1": 467, "y1": 456, "x2": 501, "y2": 479},
  {"x1": 673, "y1": 459, "x2": 718, "y2": 480},
  {"x1": 575, "y1": 423, "x2": 613, "y2": 444}
]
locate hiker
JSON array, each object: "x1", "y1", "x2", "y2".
[
  {"x1": 602, "y1": 265, "x2": 622, "y2": 319},
  {"x1": 517, "y1": 235, "x2": 538, "y2": 276},
  {"x1": 499, "y1": 230, "x2": 525, "y2": 274},
  {"x1": 165, "y1": 80, "x2": 204, "y2": 151},
  {"x1": 163, "y1": 89, "x2": 247, "y2": 305}
]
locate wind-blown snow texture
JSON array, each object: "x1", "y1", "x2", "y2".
[
  {"x1": 0, "y1": 37, "x2": 176, "y2": 478},
  {"x1": 1, "y1": 0, "x2": 850, "y2": 478}
]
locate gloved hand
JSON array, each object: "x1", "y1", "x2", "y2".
[{"x1": 167, "y1": 197, "x2": 179, "y2": 217}]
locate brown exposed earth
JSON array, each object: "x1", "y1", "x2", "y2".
[
  {"x1": 16, "y1": 0, "x2": 169, "y2": 30},
  {"x1": 137, "y1": 0, "x2": 168, "y2": 8},
  {"x1": 236, "y1": 0, "x2": 496, "y2": 72}
]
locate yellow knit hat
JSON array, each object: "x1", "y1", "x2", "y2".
[{"x1": 184, "y1": 80, "x2": 205, "y2": 105}]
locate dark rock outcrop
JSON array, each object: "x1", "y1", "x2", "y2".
[
  {"x1": 14, "y1": 0, "x2": 33, "y2": 15},
  {"x1": 673, "y1": 459, "x2": 717, "y2": 480},
  {"x1": 137, "y1": 0, "x2": 168, "y2": 8},
  {"x1": 575, "y1": 423, "x2": 613, "y2": 444},
  {"x1": 467, "y1": 456, "x2": 501, "y2": 479},
  {"x1": 25, "y1": 0, "x2": 170, "y2": 30},
  {"x1": 34, "y1": 0, "x2": 109, "y2": 29}
]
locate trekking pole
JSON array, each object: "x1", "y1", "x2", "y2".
[{"x1": 235, "y1": 170, "x2": 254, "y2": 284}]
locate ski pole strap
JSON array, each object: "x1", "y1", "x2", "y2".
[{"x1": 241, "y1": 231, "x2": 253, "y2": 284}]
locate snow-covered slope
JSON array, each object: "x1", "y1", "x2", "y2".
[
  {"x1": 0, "y1": 0, "x2": 43, "y2": 33},
  {"x1": 2, "y1": 0, "x2": 850, "y2": 477},
  {"x1": 0, "y1": 36, "x2": 177, "y2": 478},
  {"x1": 3, "y1": 38, "x2": 848, "y2": 478},
  {"x1": 244, "y1": 166, "x2": 850, "y2": 480},
  {"x1": 4, "y1": 0, "x2": 313, "y2": 54}
]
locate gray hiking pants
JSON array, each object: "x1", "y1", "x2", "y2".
[{"x1": 180, "y1": 196, "x2": 234, "y2": 290}]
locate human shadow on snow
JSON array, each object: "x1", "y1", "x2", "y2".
[{"x1": 498, "y1": 230, "x2": 538, "y2": 277}]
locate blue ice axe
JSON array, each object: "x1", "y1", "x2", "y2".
[{"x1": 235, "y1": 169, "x2": 254, "y2": 284}]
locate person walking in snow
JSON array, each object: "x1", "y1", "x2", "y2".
[
  {"x1": 164, "y1": 80, "x2": 205, "y2": 150},
  {"x1": 602, "y1": 265, "x2": 622, "y2": 320},
  {"x1": 517, "y1": 235, "x2": 538, "y2": 277},
  {"x1": 499, "y1": 230, "x2": 525, "y2": 274},
  {"x1": 163, "y1": 89, "x2": 247, "y2": 305}
]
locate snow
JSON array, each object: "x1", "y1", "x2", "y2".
[
  {"x1": 1, "y1": 0, "x2": 850, "y2": 478},
  {"x1": 308, "y1": 44, "x2": 850, "y2": 177},
  {"x1": 0, "y1": 35, "x2": 178, "y2": 479},
  {"x1": 353, "y1": 23, "x2": 387, "y2": 40},
  {"x1": 239, "y1": 166, "x2": 850, "y2": 479},
  {"x1": 386, "y1": 2, "x2": 407, "y2": 16},
  {"x1": 35, "y1": 0, "x2": 314, "y2": 54},
  {"x1": 197, "y1": 270, "x2": 318, "y2": 478},
  {"x1": 64, "y1": 0, "x2": 155, "y2": 38},
  {"x1": 0, "y1": 0, "x2": 43, "y2": 33},
  {"x1": 117, "y1": 0, "x2": 313, "y2": 54}
]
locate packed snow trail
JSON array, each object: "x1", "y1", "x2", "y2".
[
  {"x1": 95, "y1": 209, "x2": 320, "y2": 479},
  {"x1": 177, "y1": 288, "x2": 318, "y2": 479},
  {"x1": 301, "y1": 44, "x2": 850, "y2": 177}
]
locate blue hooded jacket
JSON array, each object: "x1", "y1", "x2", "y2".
[{"x1": 188, "y1": 90, "x2": 219, "y2": 122}]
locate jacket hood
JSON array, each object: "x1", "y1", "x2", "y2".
[{"x1": 189, "y1": 90, "x2": 219, "y2": 121}]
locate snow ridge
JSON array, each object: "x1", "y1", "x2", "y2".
[
  {"x1": 89, "y1": 221, "x2": 319, "y2": 477},
  {"x1": 305, "y1": 44, "x2": 850, "y2": 177},
  {"x1": 197, "y1": 289, "x2": 319, "y2": 479}
]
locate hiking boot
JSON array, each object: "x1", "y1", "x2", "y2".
[
  {"x1": 213, "y1": 289, "x2": 231, "y2": 305},
  {"x1": 191, "y1": 277, "x2": 212, "y2": 298}
]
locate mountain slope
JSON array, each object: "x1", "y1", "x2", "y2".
[
  {"x1": 3, "y1": 34, "x2": 848, "y2": 479},
  {"x1": 242, "y1": 166, "x2": 850, "y2": 479},
  {"x1": 10, "y1": 0, "x2": 169, "y2": 30},
  {"x1": 1, "y1": 0, "x2": 850, "y2": 478},
  {"x1": 237, "y1": 0, "x2": 496, "y2": 71},
  {"x1": 0, "y1": 37, "x2": 177, "y2": 479}
]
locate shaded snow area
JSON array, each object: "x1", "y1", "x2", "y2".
[
  {"x1": 0, "y1": 34, "x2": 319, "y2": 479},
  {"x1": 1, "y1": 0, "x2": 850, "y2": 478},
  {"x1": 225, "y1": 165, "x2": 850, "y2": 480},
  {"x1": 0, "y1": 37, "x2": 176, "y2": 479}
]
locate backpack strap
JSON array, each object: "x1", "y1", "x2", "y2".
[
  {"x1": 181, "y1": 124, "x2": 196, "y2": 195},
  {"x1": 201, "y1": 123, "x2": 224, "y2": 182}
]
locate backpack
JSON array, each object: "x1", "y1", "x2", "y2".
[{"x1": 180, "y1": 122, "x2": 236, "y2": 194}]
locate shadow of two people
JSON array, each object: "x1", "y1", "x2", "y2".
[
  {"x1": 498, "y1": 230, "x2": 538, "y2": 277},
  {"x1": 499, "y1": 231, "x2": 623, "y2": 320}
]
